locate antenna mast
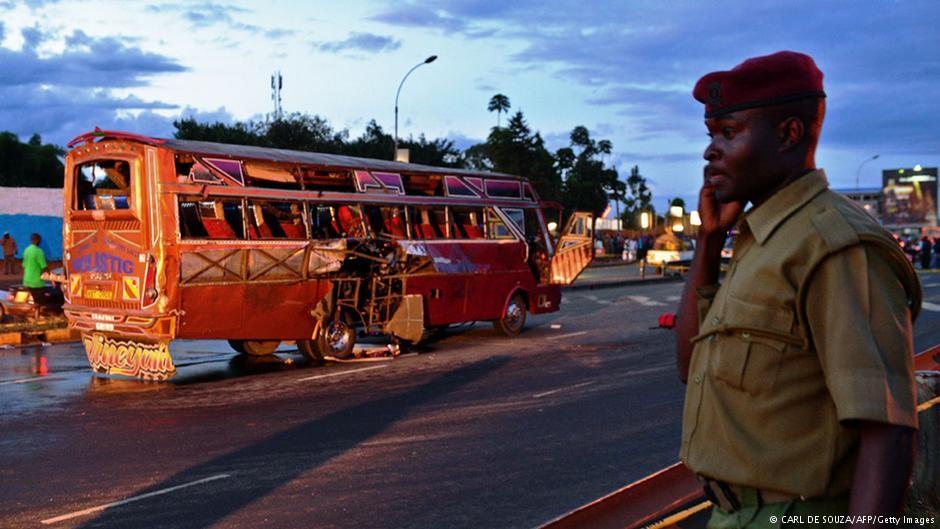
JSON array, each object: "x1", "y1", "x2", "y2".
[{"x1": 270, "y1": 71, "x2": 283, "y2": 120}]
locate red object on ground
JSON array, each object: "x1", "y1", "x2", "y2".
[{"x1": 658, "y1": 312, "x2": 676, "y2": 329}]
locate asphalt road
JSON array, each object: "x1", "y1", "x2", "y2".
[{"x1": 1, "y1": 275, "x2": 938, "y2": 529}]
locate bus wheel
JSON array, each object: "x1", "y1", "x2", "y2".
[
  {"x1": 296, "y1": 340, "x2": 325, "y2": 365},
  {"x1": 493, "y1": 294, "x2": 527, "y2": 337},
  {"x1": 229, "y1": 340, "x2": 280, "y2": 356},
  {"x1": 318, "y1": 315, "x2": 356, "y2": 360}
]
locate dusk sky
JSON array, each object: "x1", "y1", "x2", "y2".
[{"x1": 2, "y1": 0, "x2": 938, "y2": 211}]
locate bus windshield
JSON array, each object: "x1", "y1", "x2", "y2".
[{"x1": 75, "y1": 159, "x2": 132, "y2": 210}]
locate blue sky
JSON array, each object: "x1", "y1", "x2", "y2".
[{"x1": 1, "y1": 0, "x2": 938, "y2": 211}]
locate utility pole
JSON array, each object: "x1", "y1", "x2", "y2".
[{"x1": 271, "y1": 71, "x2": 283, "y2": 120}]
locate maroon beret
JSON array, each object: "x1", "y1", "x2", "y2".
[{"x1": 693, "y1": 51, "x2": 825, "y2": 118}]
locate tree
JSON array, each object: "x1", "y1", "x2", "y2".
[
  {"x1": 0, "y1": 132, "x2": 64, "y2": 187},
  {"x1": 464, "y1": 110, "x2": 561, "y2": 202},
  {"x1": 560, "y1": 126, "x2": 619, "y2": 219},
  {"x1": 487, "y1": 94, "x2": 511, "y2": 128},
  {"x1": 621, "y1": 165, "x2": 653, "y2": 229}
]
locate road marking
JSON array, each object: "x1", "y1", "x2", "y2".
[
  {"x1": 0, "y1": 375, "x2": 65, "y2": 386},
  {"x1": 922, "y1": 282, "x2": 940, "y2": 288},
  {"x1": 551, "y1": 331, "x2": 588, "y2": 340},
  {"x1": 297, "y1": 364, "x2": 388, "y2": 382},
  {"x1": 627, "y1": 295, "x2": 666, "y2": 306},
  {"x1": 40, "y1": 474, "x2": 231, "y2": 525},
  {"x1": 533, "y1": 380, "x2": 595, "y2": 399},
  {"x1": 921, "y1": 301, "x2": 940, "y2": 312},
  {"x1": 666, "y1": 295, "x2": 681, "y2": 301}
]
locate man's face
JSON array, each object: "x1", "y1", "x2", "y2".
[{"x1": 703, "y1": 109, "x2": 781, "y2": 204}]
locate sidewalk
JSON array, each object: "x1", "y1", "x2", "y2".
[{"x1": 565, "y1": 261, "x2": 682, "y2": 291}]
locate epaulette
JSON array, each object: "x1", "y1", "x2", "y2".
[{"x1": 810, "y1": 207, "x2": 859, "y2": 254}]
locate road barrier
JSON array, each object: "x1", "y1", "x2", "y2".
[{"x1": 539, "y1": 345, "x2": 940, "y2": 529}]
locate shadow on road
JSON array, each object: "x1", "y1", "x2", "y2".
[{"x1": 76, "y1": 356, "x2": 510, "y2": 529}]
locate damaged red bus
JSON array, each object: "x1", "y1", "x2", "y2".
[{"x1": 62, "y1": 130, "x2": 594, "y2": 380}]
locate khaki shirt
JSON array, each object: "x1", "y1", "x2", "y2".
[{"x1": 680, "y1": 170, "x2": 920, "y2": 498}]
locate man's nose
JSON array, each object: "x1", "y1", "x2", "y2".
[{"x1": 703, "y1": 143, "x2": 719, "y2": 161}]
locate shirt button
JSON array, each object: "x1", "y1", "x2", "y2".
[
  {"x1": 693, "y1": 374, "x2": 702, "y2": 384},
  {"x1": 741, "y1": 332, "x2": 750, "y2": 339},
  {"x1": 712, "y1": 316, "x2": 721, "y2": 325}
]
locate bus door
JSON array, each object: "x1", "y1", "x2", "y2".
[{"x1": 549, "y1": 212, "x2": 594, "y2": 284}]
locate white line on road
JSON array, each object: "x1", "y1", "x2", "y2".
[
  {"x1": 666, "y1": 295, "x2": 681, "y2": 301},
  {"x1": 533, "y1": 381, "x2": 595, "y2": 399},
  {"x1": 40, "y1": 474, "x2": 232, "y2": 525},
  {"x1": 0, "y1": 375, "x2": 65, "y2": 386},
  {"x1": 297, "y1": 364, "x2": 388, "y2": 382},
  {"x1": 922, "y1": 282, "x2": 940, "y2": 288},
  {"x1": 921, "y1": 301, "x2": 940, "y2": 312},
  {"x1": 550, "y1": 331, "x2": 588, "y2": 340},
  {"x1": 627, "y1": 295, "x2": 666, "y2": 307}
]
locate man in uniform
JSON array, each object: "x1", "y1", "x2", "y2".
[{"x1": 675, "y1": 51, "x2": 921, "y2": 528}]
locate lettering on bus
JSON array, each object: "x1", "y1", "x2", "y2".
[
  {"x1": 83, "y1": 334, "x2": 175, "y2": 380},
  {"x1": 72, "y1": 252, "x2": 135, "y2": 274}
]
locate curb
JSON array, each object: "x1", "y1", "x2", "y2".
[
  {"x1": 564, "y1": 275, "x2": 683, "y2": 291},
  {"x1": 588, "y1": 260, "x2": 638, "y2": 269},
  {"x1": 0, "y1": 327, "x2": 80, "y2": 347}
]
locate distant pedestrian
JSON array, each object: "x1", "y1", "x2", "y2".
[
  {"x1": 22, "y1": 233, "x2": 48, "y2": 291},
  {"x1": 2, "y1": 232, "x2": 17, "y2": 275},
  {"x1": 921, "y1": 236, "x2": 934, "y2": 269}
]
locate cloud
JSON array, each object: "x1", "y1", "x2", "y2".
[
  {"x1": 316, "y1": 32, "x2": 402, "y2": 54},
  {"x1": 373, "y1": 0, "x2": 940, "y2": 153},
  {"x1": 0, "y1": 27, "x2": 188, "y2": 145},
  {"x1": 1, "y1": 29, "x2": 186, "y2": 89},
  {"x1": 146, "y1": 2, "x2": 295, "y2": 40}
]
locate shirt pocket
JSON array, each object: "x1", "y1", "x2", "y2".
[{"x1": 710, "y1": 295, "x2": 797, "y2": 394}]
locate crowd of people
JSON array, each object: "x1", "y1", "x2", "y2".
[
  {"x1": 595, "y1": 232, "x2": 656, "y2": 262},
  {"x1": 899, "y1": 235, "x2": 938, "y2": 269}
]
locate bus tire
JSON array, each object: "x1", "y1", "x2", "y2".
[
  {"x1": 296, "y1": 340, "x2": 325, "y2": 365},
  {"x1": 317, "y1": 313, "x2": 356, "y2": 360},
  {"x1": 493, "y1": 294, "x2": 527, "y2": 337},
  {"x1": 229, "y1": 340, "x2": 280, "y2": 356}
]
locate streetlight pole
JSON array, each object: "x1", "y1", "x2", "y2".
[
  {"x1": 855, "y1": 154, "x2": 880, "y2": 189},
  {"x1": 394, "y1": 55, "x2": 437, "y2": 161}
]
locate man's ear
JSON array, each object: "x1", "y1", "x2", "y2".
[{"x1": 778, "y1": 117, "x2": 804, "y2": 152}]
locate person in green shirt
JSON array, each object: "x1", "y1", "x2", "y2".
[{"x1": 22, "y1": 233, "x2": 48, "y2": 289}]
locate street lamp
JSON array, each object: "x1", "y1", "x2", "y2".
[
  {"x1": 855, "y1": 154, "x2": 880, "y2": 189},
  {"x1": 394, "y1": 55, "x2": 437, "y2": 161}
]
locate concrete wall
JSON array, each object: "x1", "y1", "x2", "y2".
[{"x1": 0, "y1": 187, "x2": 64, "y2": 260}]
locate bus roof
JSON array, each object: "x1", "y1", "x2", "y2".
[{"x1": 68, "y1": 129, "x2": 521, "y2": 181}]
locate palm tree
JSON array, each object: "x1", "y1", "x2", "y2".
[{"x1": 488, "y1": 94, "x2": 511, "y2": 128}]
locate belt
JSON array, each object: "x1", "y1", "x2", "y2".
[{"x1": 699, "y1": 476, "x2": 800, "y2": 513}]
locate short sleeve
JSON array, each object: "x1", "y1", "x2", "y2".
[
  {"x1": 37, "y1": 249, "x2": 47, "y2": 269},
  {"x1": 805, "y1": 245, "x2": 917, "y2": 428}
]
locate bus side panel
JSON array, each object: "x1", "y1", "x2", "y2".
[
  {"x1": 176, "y1": 280, "x2": 330, "y2": 339},
  {"x1": 403, "y1": 241, "x2": 536, "y2": 325}
]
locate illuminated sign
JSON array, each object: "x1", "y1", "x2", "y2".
[{"x1": 882, "y1": 167, "x2": 938, "y2": 227}]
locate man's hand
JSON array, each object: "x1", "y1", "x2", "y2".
[
  {"x1": 674, "y1": 168, "x2": 743, "y2": 383},
  {"x1": 699, "y1": 167, "x2": 745, "y2": 237}
]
